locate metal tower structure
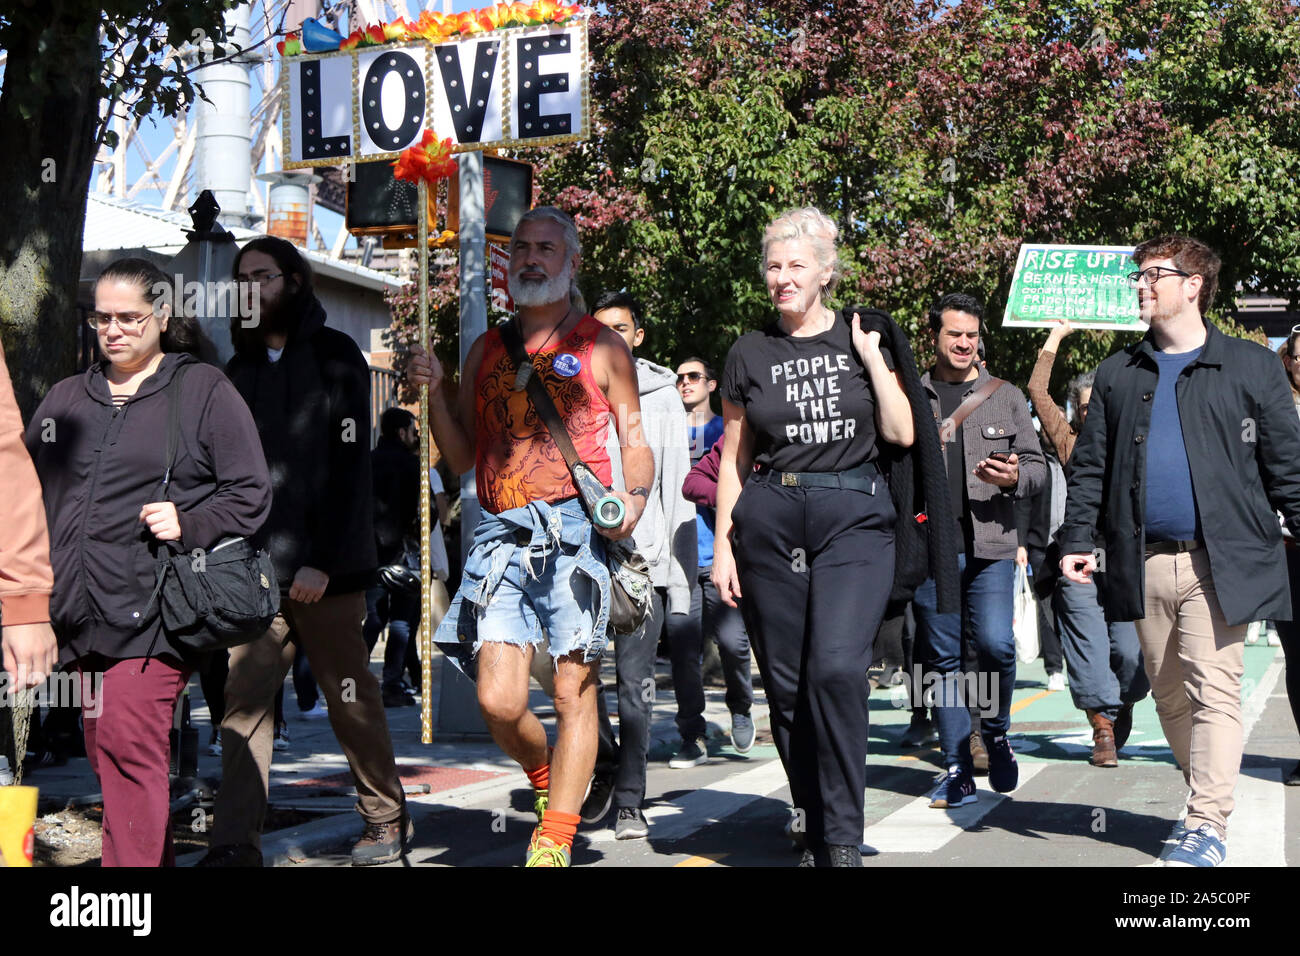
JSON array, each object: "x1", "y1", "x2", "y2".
[{"x1": 90, "y1": 0, "x2": 444, "y2": 256}]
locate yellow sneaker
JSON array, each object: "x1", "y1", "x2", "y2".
[
  {"x1": 533, "y1": 788, "x2": 548, "y2": 824},
  {"x1": 524, "y1": 832, "x2": 571, "y2": 867}
]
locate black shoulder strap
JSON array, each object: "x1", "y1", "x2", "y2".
[
  {"x1": 498, "y1": 319, "x2": 584, "y2": 472},
  {"x1": 937, "y1": 375, "x2": 1005, "y2": 444},
  {"x1": 161, "y1": 363, "x2": 193, "y2": 501}
]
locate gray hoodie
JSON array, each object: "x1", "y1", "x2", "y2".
[{"x1": 607, "y1": 358, "x2": 696, "y2": 614}]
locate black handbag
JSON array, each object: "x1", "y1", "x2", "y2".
[
  {"x1": 498, "y1": 319, "x2": 653, "y2": 636},
  {"x1": 144, "y1": 365, "x2": 280, "y2": 654},
  {"x1": 377, "y1": 535, "x2": 422, "y2": 596}
]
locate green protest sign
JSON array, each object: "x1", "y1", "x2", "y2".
[{"x1": 1002, "y1": 244, "x2": 1146, "y2": 331}]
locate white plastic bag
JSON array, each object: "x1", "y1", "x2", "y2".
[{"x1": 1013, "y1": 563, "x2": 1040, "y2": 665}]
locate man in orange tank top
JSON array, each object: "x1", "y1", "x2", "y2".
[{"x1": 411, "y1": 207, "x2": 653, "y2": 867}]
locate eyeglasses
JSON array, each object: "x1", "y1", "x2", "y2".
[
  {"x1": 86, "y1": 311, "x2": 153, "y2": 332},
  {"x1": 235, "y1": 271, "x2": 284, "y2": 284},
  {"x1": 676, "y1": 371, "x2": 705, "y2": 384},
  {"x1": 1126, "y1": 266, "x2": 1191, "y2": 286}
]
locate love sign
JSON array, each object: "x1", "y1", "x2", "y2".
[{"x1": 281, "y1": 19, "x2": 589, "y2": 168}]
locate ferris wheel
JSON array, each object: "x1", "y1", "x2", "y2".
[{"x1": 90, "y1": 0, "x2": 454, "y2": 257}]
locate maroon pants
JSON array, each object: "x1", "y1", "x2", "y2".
[{"x1": 79, "y1": 656, "x2": 192, "y2": 867}]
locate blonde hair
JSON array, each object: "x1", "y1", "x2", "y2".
[{"x1": 761, "y1": 207, "x2": 843, "y2": 296}]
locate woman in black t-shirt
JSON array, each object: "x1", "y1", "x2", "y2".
[{"x1": 712, "y1": 207, "x2": 915, "y2": 867}]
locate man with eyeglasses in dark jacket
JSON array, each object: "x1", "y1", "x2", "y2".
[{"x1": 1059, "y1": 235, "x2": 1300, "y2": 867}]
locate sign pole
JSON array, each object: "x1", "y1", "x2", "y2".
[
  {"x1": 438, "y1": 150, "x2": 490, "y2": 735},
  {"x1": 418, "y1": 177, "x2": 434, "y2": 745}
]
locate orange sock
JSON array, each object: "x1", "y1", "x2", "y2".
[
  {"x1": 525, "y1": 747, "x2": 553, "y2": 791},
  {"x1": 525, "y1": 762, "x2": 550, "y2": 791},
  {"x1": 539, "y1": 809, "x2": 580, "y2": 849}
]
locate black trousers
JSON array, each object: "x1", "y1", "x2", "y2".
[
  {"x1": 1272, "y1": 546, "x2": 1300, "y2": 740},
  {"x1": 594, "y1": 588, "x2": 666, "y2": 809},
  {"x1": 1028, "y1": 548, "x2": 1063, "y2": 674},
  {"x1": 732, "y1": 476, "x2": 896, "y2": 848}
]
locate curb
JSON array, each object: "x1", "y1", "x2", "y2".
[{"x1": 178, "y1": 809, "x2": 361, "y2": 868}]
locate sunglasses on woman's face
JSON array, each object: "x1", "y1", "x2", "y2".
[{"x1": 676, "y1": 371, "x2": 704, "y2": 384}]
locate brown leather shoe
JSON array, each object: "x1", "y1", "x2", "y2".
[
  {"x1": 351, "y1": 810, "x2": 414, "y2": 866},
  {"x1": 969, "y1": 732, "x2": 989, "y2": 774},
  {"x1": 1087, "y1": 710, "x2": 1118, "y2": 768}
]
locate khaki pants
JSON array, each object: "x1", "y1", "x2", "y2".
[
  {"x1": 1133, "y1": 548, "x2": 1245, "y2": 838},
  {"x1": 212, "y1": 592, "x2": 405, "y2": 849}
]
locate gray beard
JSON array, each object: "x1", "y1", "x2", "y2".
[{"x1": 509, "y1": 264, "x2": 572, "y2": 308}]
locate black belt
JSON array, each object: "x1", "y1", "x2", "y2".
[
  {"x1": 752, "y1": 460, "x2": 879, "y2": 495},
  {"x1": 1146, "y1": 539, "x2": 1201, "y2": 554}
]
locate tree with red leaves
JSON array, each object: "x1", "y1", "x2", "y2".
[{"x1": 389, "y1": 0, "x2": 1298, "y2": 398}]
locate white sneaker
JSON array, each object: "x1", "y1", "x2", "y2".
[
  {"x1": 298, "y1": 702, "x2": 328, "y2": 720},
  {"x1": 1246, "y1": 621, "x2": 1262, "y2": 645},
  {"x1": 273, "y1": 723, "x2": 290, "y2": 751},
  {"x1": 1268, "y1": 625, "x2": 1281, "y2": 647},
  {"x1": 1047, "y1": 672, "x2": 1066, "y2": 692}
]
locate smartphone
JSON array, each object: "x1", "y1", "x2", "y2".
[{"x1": 988, "y1": 451, "x2": 1012, "y2": 463}]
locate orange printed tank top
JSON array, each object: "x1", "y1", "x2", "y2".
[{"x1": 475, "y1": 314, "x2": 613, "y2": 515}]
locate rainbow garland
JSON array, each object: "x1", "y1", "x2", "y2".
[{"x1": 277, "y1": 2, "x2": 583, "y2": 56}]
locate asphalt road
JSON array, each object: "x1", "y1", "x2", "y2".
[{"x1": 266, "y1": 641, "x2": 1295, "y2": 869}]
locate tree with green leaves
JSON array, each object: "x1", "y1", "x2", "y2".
[
  {"x1": 0, "y1": 0, "x2": 252, "y2": 416},
  {"x1": 396, "y1": 0, "x2": 1294, "y2": 399}
]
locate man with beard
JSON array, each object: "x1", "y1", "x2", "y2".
[
  {"x1": 409, "y1": 207, "x2": 652, "y2": 867},
  {"x1": 914, "y1": 293, "x2": 1045, "y2": 810},
  {"x1": 1059, "y1": 236, "x2": 1300, "y2": 866},
  {"x1": 198, "y1": 236, "x2": 410, "y2": 867}
]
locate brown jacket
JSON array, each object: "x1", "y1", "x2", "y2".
[
  {"x1": 0, "y1": 341, "x2": 54, "y2": 625},
  {"x1": 1026, "y1": 348, "x2": 1077, "y2": 466}
]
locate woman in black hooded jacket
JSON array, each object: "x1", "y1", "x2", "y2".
[{"x1": 24, "y1": 258, "x2": 270, "y2": 866}]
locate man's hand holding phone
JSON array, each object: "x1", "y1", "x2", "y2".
[{"x1": 975, "y1": 450, "x2": 1019, "y2": 487}]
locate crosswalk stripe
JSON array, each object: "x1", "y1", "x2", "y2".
[
  {"x1": 1223, "y1": 769, "x2": 1286, "y2": 867},
  {"x1": 861, "y1": 764, "x2": 1045, "y2": 853},
  {"x1": 587, "y1": 759, "x2": 791, "y2": 844}
]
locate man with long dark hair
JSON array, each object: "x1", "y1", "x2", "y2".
[{"x1": 198, "y1": 237, "x2": 410, "y2": 867}]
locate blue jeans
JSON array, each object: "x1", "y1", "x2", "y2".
[
  {"x1": 667, "y1": 567, "x2": 754, "y2": 741},
  {"x1": 364, "y1": 584, "x2": 421, "y2": 694},
  {"x1": 1052, "y1": 575, "x2": 1148, "y2": 721},
  {"x1": 913, "y1": 554, "x2": 1016, "y2": 767},
  {"x1": 435, "y1": 498, "x2": 611, "y2": 676}
]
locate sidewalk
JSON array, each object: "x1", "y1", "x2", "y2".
[{"x1": 25, "y1": 635, "x2": 770, "y2": 865}]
